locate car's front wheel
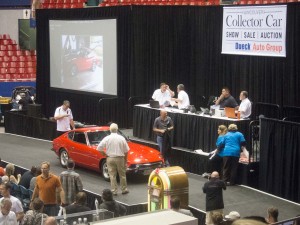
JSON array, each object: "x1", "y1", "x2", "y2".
[
  {"x1": 60, "y1": 149, "x2": 69, "y2": 168},
  {"x1": 91, "y1": 61, "x2": 96, "y2": 71},
  {"x1": 71, "y1": 65, "x2": 77, "y2": 76},
  {"x1": 101, "y1": 160, "x2": 110, "y2": 182}
]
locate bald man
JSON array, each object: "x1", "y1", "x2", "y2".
[
  {"x1": 44, "y1": 217, "x2": 57, "y2": 225},
  {"x1": 203, "y1": 171, "x2": 226, "y2": 225},
  {"x1": 153, "y1": 110, "x2": 174, "y2": 166}
]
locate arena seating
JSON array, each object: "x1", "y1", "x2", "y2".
[
  {"x1": 0, "y1": 34, "x2": 36, "y2": 82},
  {"x1": 42, "y1": 0, "x2": 86, "y2": 8},
  {"x1": 98, "y1": 0, "x2": 298, "y2": 6}
]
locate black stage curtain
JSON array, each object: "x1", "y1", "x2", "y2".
[
  {"x1": 36, "y1": 4, "x2": 300, "y2": 128},
  {"x1": 259, "y1": 118, "x2": 300, "y2": 203}
]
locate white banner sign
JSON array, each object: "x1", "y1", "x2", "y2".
[{"x1": 222, "y1": 5, "x2": 287, "y2": 57}]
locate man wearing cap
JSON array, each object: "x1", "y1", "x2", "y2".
[
  {"x1": 203, "y1": 171, "x2": 226, "y2": 225},
  {"x1": 225, "y1": 211, "x2": 241, "y2": 224}
]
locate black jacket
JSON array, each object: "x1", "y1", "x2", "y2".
[
  {"x1": 99, "y1": 200, "x2": 127, "y2": 217},
  {"x1": 203, "y1": 177, "x2": 226, "y2": 211}
]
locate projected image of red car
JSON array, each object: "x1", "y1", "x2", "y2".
[{"x1": 65, "y1": 47, "x2": 101, "y2": 76}]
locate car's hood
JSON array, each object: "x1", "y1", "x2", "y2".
[
  {"x1": 127, "y1": 142, "x2": 162, "y2": 164},
  {"x1": 90, "y1": 141, "x2": 162, "y2": 164}
]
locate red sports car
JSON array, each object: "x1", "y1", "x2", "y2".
[
  {"x1": 52, "y1": 126, "x2": 164, "y2": 180},
  {"x1": 64, "y1": 48, "x2": 101, "y2": 76}
]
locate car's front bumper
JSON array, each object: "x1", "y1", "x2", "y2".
[{"x1": 127, "y1": 162, "x2": 164, "y2": 175}]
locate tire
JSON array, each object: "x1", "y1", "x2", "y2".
[
  {"x1": 60, "y1": 149, "x2": 69, "y2": 168},
  {"x1": 71, "y1": 65, "x2": 77, "y2": 76},
  {"x1": 101, "y1": 160, "x2": 110, "y2": 182},
  {"x1": 91, "y1": 61, "x2": 96, "y2": 71}
]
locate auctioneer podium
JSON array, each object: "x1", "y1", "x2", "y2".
[{"x1": 148, "y1": 166, "x2": 189, "y2": 211}]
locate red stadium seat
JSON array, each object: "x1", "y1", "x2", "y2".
[
  {"x1": 25, "y1": 61, "x2": 33, "y2": 67},
  {"x1": 0, "y1": 68, "x2": 7, "y2": 74},
  {"x1": 0, "y1": 45, "x2": 7, "y2": 51},
  {"x1": 0, "y1": 62, "x2": 8, "y2": 67},
  {"x1": 9, "y1": 62, "x2": 17, "y2": 67},
  {"x1": 3, "y1": 56, "x2": 9, "y2": 62},
  {"x1": 18, "y1": 55, "x2": 26, "y2": 61},
  {"x1": 239, "y1": 0, "x2": 247, "y2": 4},
  {"x1": 18, "y1": 62, "x2": 25, "y2": 67},
  {"x1": 24, "y1": 50, "x2": 31, "y2": 56},
  {"x1": 247, "y1": 0, "x2": 254, "y2": 4},
  {"x1": 31, "y1": 50, "x2": 37, "y2": 56},
  {"x1": 0, "y1": 51, "x2": 5, "y2": 57},
  {"x1": 63, "y1": 3, "x2": 71, "y2": 7},
  {"x1": 25, "y1": 67, "x2": 35, "y2": 74},
  {"x1": 8, "y1": 68, "x2": 17, "y2": 74},
  {"x1": 7, "y1": 51, "x2": 16, "y2": 57},
  {"x1": 55, "y1": 3, "x2": 64, "y2": 8},
  {"x1": 254, "y1": 0, "x2": 262, "y2": 3},
  {"x1": 48, "y1": 4, "x2": 56, "y2": 8},
  {"x1": 18, "y1": 68, "x2": 26, "y2": 74},
  {"x1": 70, "y1": 3, "x2": 80, "y2": 7},
  {"x1": 2, "y1": 34, "x2": 10, "y2": 39},
  {"x1": 10, "y1": 56, "x2": 18, "y2": 62}
]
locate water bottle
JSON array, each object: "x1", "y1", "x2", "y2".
[{"x1": 95, "y1": 199, "x2": 99, "y2": 214}]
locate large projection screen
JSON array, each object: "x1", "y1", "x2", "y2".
[{"x1": 49, "y1": 19, "x2": 117, "y2": 95}]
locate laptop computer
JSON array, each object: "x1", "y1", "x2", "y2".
[
  {"x1": 149, "y1": 100, "x2": 160, "y2": 109},
  {"x1": 225, "y1": 107, "x2": 236, "y2": 119}
]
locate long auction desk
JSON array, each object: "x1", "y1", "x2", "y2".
[{"x1": 133, "y1": 104, "x2": 250, "y2": 151}]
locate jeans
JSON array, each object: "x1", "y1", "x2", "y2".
[
  {"x1": 44, "y1": 204, "x2": 59, "y2": 216},
  {"x1": 157, "y1": 136, "x2": 169, "y2": 166},
  {"x1": 157, "y1": 136, "x2": 163, "y2": 154}
]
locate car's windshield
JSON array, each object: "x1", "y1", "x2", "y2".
[{"x1": 87, "y1": 130, "x2": 129, "y2": 145}]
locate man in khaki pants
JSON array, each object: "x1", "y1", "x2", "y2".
[{"x1": 97, "y1": 123, "x2": 130, "y2": 195}]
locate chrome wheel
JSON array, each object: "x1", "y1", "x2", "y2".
[
  {"x1": 101, "y1": 160, "x2": 110, "y2": 181},
  {"x1": 60, "y1": 149, "x2": 69, "y2": 167}
]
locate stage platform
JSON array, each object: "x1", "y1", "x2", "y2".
[{"x1": 1, "y1": 132, "x2": 300, "y2": 224}]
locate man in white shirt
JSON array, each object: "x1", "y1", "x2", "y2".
[
  {"x1": 97, "y1": 123, "x2": 130, "y2": 196},
  {"x1": 172, "y1": 84, "x2": 190, "y2": 109},
  {"x1": 152, "y1": 83, "x2": 175, "y2": 107},
  {"x1": 0, "y1": 198, "x2": 18, "y2": 225},
  {"x1": 54, "y1": 100, "x2": 75, "y2": 137},
  {"x1": 238, "y1": 91, "x2": 252, "y2": 119},
  {"x1": 0, "y1": 183, "x2": 24, "y2": 223}
]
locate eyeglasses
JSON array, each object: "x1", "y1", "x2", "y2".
[{"x1": 41, "y1": 168, "x2": 49, "y2": 170}]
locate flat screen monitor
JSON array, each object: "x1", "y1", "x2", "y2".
[{"x1": 49, "y1": 19, "x2": 117, "y2": 96}]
